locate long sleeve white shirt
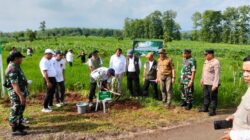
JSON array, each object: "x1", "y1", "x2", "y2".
[{"x1": 109, "y1": 54, "x2": 126, "y2": 75}]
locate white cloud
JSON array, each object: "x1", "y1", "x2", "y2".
[{"x1": 0, "y1": 0, "x2": 249, "y2": 32}]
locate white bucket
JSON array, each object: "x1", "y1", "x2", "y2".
[{"x1": 76, "y1": 102, "x2": 88, "y2": 114}]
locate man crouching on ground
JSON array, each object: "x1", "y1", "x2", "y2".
[{"x1": 88, "y1": 67, "x2": 115, "y2": 105}]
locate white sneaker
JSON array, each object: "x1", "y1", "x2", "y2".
[
  {"x1": 88, "y1": 102, "x2": 93, "y2": 107},
  {"x1": 60, "y1": 102, "x2": 65, "y2": 105},
  {"x1": 48, "y1": 106, "x2": 52, "y2": 110},
  {"x1": 56, "y1": 103, "x2": 62, "y2": 107},
  {"x1": 42, "y1": 108, "x2": 52, "y2": 113}
]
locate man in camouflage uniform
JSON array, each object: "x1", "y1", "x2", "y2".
[
  {"x1": 179, "y1": 49, "x2": 196, "y2": 110},
  {"x1": 4, "y1": 52, "x2": 29, "y2": 136}
]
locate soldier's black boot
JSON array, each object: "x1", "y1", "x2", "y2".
[
  {"x1": 181, "y1": 101, "x2": 187, "y2": 107},
  {"x1": 12, "y1": 126, "x2": 27, "y2": 136},
  {"x1": 198, "y1": 105, "x2": 209, "y2": 112},
  {"x1": 208, "y1": 109, "x2": 216, "y2": 116},
  {"x1": 185, "y1": 103, "x2": 192, "y2": 110},
  {"x1": 18, "y1": 124, "x2": 30, "y2": 130}
]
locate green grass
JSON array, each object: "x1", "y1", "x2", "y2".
[{"x1": 1, "y1": 36, "x2": 249, "y2": 107}]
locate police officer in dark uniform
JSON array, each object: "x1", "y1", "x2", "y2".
[{"x1": 4, "y1": 51, "x2": 29, "y2": 136}]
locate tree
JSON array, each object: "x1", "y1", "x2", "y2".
[
  {"x1": 40, "y1": 21, "x2": 46, "y2": 32},
  {"x1": 201, "y1": 10, "x2": 223, "y2": 43},
  {"x1": 238, "y1": 5, "x2": 250, "y2": 44},
  {"x1": 191, "y1": 12, "x2": 202, "y2": 40},
  {"x1": 148, "y1": 10, "x2": 163, "y2": 39},
  {"x1": 162, "y1": 10, "x2": 181, "y2": 42},
  {"x1": 25, "y1": 29, "x2": 36, "y2": 42},
  {"x1": 222, "y1": 7, "x2": 238, "y2": 44}
]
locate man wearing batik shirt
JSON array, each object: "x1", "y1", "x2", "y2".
[{"x1": 180, "y1": 49, "x2": 196, "y2": 110}]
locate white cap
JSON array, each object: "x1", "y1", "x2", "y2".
[{"x1": 44, "y1": 49, "x2": 54, "y2": 54}]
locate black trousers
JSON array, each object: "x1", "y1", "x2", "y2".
[
  {"x1": 55, "y1": 81, "x2": 65, "y2": 103},
  {"x1": 127, "y1": 72, "x2": 140, "y2": 96},
  {"x1": 143, "y1": 79, "x2": 158, "y2": 99},
  {"x1": 88, "y1": 81, "x2": 107, "y2": 102},
  {"x1": 203, "y1": 85, "x2": 219, "y2": 110},
  {"x1": 68, "y1": 62, "x2": 73, "y2": 67},
  {"x1": 43, "y1": 77, "x2": 57, "y2": 109}
]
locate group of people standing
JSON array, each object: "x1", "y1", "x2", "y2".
[
  {"x1": 87, "y1": 47, "x2": 221, "y2": 117},
  {"x1": 4, "y1": 46, "x2": 222, "y2": 136}
]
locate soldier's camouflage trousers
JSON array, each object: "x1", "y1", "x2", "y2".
[
  {"x1": 8, "y1": 92, "x2": 25, "y2": 126},
  {"x1": 180, "y1": 84, "x2": 194, "y2": 104}
]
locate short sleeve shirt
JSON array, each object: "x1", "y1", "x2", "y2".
[
  {"x1": 52, "y1": 57, "x2": 66, "y2": 82},
  {"x1": 39, "y1": 57, "x2": 56, "y2": 77},
  {"x1": 90, "y1": 67, "x2": 112, "y2": 83}
]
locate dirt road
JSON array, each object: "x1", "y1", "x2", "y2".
[{"x1": 124, "y1": 115, "x2": 228, "y2": 140}]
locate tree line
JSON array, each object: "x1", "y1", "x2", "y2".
[
  {"x1": 0, "y1": 21, "x2": 123, "y2": 43},
  {"x1": 123, "y1": 10, "x2": 181, "y2": 43},
  {"x1": 190, "y1": 5, "x2": 250, "y2": 44},
  {"x1": 1, "y1": 5, "x2": 250, "y2": 45}
]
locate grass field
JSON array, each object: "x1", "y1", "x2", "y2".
[
  {"x1": 1, "y1": 36, "x2": 248, "y2": 107},
  {"x1": 0, "y1": 36, "x2": 249, "y2": 138}
]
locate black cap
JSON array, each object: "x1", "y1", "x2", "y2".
[
  {"x1": 11, "y1": 51, "x2": 25, "y2": 59},
  {"x1": 183, "y1": 49, "x2": 191, "y2": 54},
  {"x1": 55, "y1": 50, "x2": 62, "y2": 54},
  {"x1": 108, "y1": 68, "x2": 115, "y2": 76},
  {"x1": 205, "y1": 49, "x2": 214, "y2": 55},
  {"x1": 92, "y1": 50, "x2": 99, "y2": 54}
]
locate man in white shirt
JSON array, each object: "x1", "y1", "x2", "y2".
[
  {"x1": 88, "y1": 67, "x2": 115, "y2": 103},
  {"x1": 109, "y1": 48, "x2": 126, "y2": 94},
  {"x1": 126, "y1": 50, "x2": 141, "y2": 97},
  {"x1": 52, "y1": 50, "x2": 66, "y2": 107},
  {"x1": 39, "y1": 49, "x2": 57, "y2": 113},
  {"x1": 222, "y1": 55, "x2": 250, "y2": 140},
  {"x1": 66, "y1": 49, "x2": 73, "y2": 67}
]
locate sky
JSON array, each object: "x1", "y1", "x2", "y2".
[{"x1": 0, "y1": 0, "x2": 249, "y2": 32}]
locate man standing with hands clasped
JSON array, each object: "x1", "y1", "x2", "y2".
[
  {"x1": 180, "y1": 49, "x2": 196, "y2": 110},
  {"x1": 53, "y1": 50, "x2": 66, "y2": 107},
  {"x1": 157, "y1": 48, "x2": 175, "y2": 108},
  {"x1": 126, "y1": 50, "x2": 141, "y2": 97},
  {"x1": 199, "y1": 49, "x2": 221, "y2": 116},
  {"x1": 39, "y1": 49, "x2": 57, "y2": 113},
  {"x1": 109, "y1": 48, "x2": 126, "y2": 94}
]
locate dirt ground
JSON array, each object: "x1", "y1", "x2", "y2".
[
  {"x1": 124, "y1": 116, "x2": 226, "y2": 140},
  {"x1": 0, "y1": 112, "x2": 232, "y2": 140},
  {"x1": 0, "y1": 92, "x2": 234, "y2": 140}
]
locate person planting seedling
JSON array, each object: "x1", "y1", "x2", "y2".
[{"x1": 88, "y1": 67, "x2": 115, "y2": 106}]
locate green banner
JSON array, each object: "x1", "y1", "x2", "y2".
[
  {"x1": 133, "y1": 40, "x2": 163, "y2": 56},
  {"x1": 98, "y1": 91, "x2": 111, "y2": 101}
]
